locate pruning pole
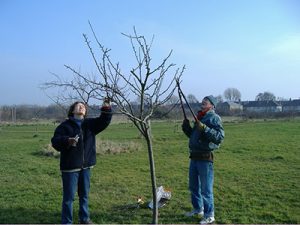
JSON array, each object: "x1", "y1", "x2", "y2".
[
  {"x1": 176, "y1": 79, "x2": 198, "y2": 122},
  {"x1": 177, "y1": 85, "x2": 187, "y2": 120}
]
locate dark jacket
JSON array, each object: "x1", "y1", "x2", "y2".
[
  {"x1": 183, "y1": 110, "x2": 225, "y2": 161},
  {"x1": 51, "y1": 107, "x2": 112, "y2": 171}
]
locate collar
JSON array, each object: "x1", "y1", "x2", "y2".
[
  {"x1": 197, "y1": 109, "x2": 214, "y2": 120},
  {"x1": 69, "y1": 116, "x2": 83, "y2": 128}
]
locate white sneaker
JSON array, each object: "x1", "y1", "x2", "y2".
[
  {"x1": 185, "y1": 209, "x2": 204, "y2": 217},
  {"x1": 200, "y1": 216, "x2": 215, "y2": 224}
]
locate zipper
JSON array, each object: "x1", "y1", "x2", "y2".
[{"x1": 80, "y1": 127, "x2": 84, "y2": 168}]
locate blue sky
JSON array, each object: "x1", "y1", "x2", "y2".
[{"x1": 1, "y1": 0, "x2": 300, "y2": 105}]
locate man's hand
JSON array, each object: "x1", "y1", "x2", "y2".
[
  {"x1": 182, "y1": 119, "x2": 191, "y2": 131},
  {"x1": 196, "y1": 120, "x2": 206, "y2": 131}
]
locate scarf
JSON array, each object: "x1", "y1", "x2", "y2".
[{"x1": 197, "y1": 108, "x2": 210, "y2": 120}]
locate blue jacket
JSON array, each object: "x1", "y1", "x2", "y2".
[
  {"x1": 183, "y1": 110, "x2": 224, "y2": 160},
  {"x1": 51, "y1": 107, "x2": 112, "y2": 171}
]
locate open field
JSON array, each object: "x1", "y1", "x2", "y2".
[{"x1": 0, "y1": 119, "x2": 299, "y2": 224}]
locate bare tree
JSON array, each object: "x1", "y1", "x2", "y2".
[
  {"x1": 215, "y1": 94, "x2": 224, "y2": 103},
  {"x1": 255, "y1": 91, "x2": 276, "y2": 101},
  {"x1": 166, "y1": 95, "x2": 179, "y2": 105},
  {"x1": 187, "y1": 94, "x2": 199, "y2": 104},
  {"x1": 224, "y1": 87, "x2": 241, "y2": 101},
  {"x1": 42, "y1": 25, "x2": 184, "y2": 224}
]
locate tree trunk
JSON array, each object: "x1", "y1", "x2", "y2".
[{"x1": 145, "y1": 120, "x2": 158, "y2": 224}]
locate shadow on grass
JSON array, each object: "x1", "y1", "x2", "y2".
[
  {"x1": 0, "y1": 205, "x2": 200, "y2": 224},
  {"x1": 89, "y1": 203, "x2": 199, "y2": 224},
  {"x1": 0, "y1": 207, "x2": 61, "y2": 224}
]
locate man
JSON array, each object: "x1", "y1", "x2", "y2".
[
  {"x1": 51, "y1": 98, "x2": 112, "y2": 224},
  {"x1": 182, "y1": 95, "x2": 224, "y2": 224}
]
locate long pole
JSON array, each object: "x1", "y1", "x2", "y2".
[
  {"x1": 176, "y1": 79, "x2": 198, "y2": 122},
  {"x1": 177, "y1": 83, "x2": 187, "y2": 120}
]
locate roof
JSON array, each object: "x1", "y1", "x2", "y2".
[
  {"x1": 217, "y1": 102, "x2": 242, "y2": 107},
  {"x1": 281, "y1": 99, "x2": 300, "y2": 107},
  {"x1": 243, "y1": 101, "x2": 281, "y2": 107}
]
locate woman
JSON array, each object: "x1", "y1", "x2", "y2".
[{"x1": 51, "y1": 98, "x2": 112, "y2": 224}]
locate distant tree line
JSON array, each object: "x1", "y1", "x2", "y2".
[
  {"x1": 0, "y1": 104, "x2": 121, "y2": 122},
  {"x1": 0, "y1": 105, "x2": 66, "y2": 122},
  {"x1": 0, "y1": 88, "x2": 296, "y2": 122}
]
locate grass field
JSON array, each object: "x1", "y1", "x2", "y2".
[{"x1": 0, "y1": 119, "x2": 299, "y2": 224}]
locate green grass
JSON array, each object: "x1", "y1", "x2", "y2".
[{"x1": 0, "y1": 119, "x2": 299, "y2": 224}]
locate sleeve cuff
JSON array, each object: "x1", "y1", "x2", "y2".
[{"x1": 101, "y1": 106, "x2": 112, "y2": 111}]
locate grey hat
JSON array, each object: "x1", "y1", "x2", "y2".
[{"x1": 204, "y1": 95, "x2": 217, "y2": 107}]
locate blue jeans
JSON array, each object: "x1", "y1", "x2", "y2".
[
  {"x1": 189, "y1": 160, "x2": 214, "y2": 217},
  {"x1": 61, "y1": 169, "x2": 91, "y2": 224}
]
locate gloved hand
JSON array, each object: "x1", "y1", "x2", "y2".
[
  {"x1": 102, "y1": 97, "x2": 111, "y2": 108},
  {"x1": 196, "y1": 120, "x2": 206, "y2": 131},
  {"x1": 182, "y1": 119, "x2": 191, "y2": 131}
]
